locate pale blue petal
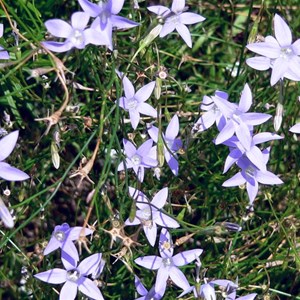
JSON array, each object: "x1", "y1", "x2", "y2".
[
  {"x1": 270, "y1": 57, "x2": 289, "y2": 85},
  {"x1": 0, "y1": 163, "x2": 29, "y2": 181},
  {"x1": 151, "y1": 187, "x2": 168, "y2": 208},
  {"x1": 147, "y1": 6, "x2": 170, "y2": 16},
  {"x1": 246, "y1": 180, "x2": 258, "y2": 205},
  {"x1": 222, "y1": 172, "x2": 245, "y2": 187},
  {"x1": 159, "y1": 228, "x2": 173, "y2": 258},
  {"x1": 138, "y1": 103, "x2": 157, "y2": 118},
  {"x1": 78, "y1": 253, "x2": 102, "y2": 276},
  {"x1": 68, "y1": 227, "x2": 93, "y2": 240},
  {"x1": 41, "y1": 41, "x2": 73, "y2": 53},
  {"x1": 78, "y1": 0, "x2": 101, "y2": 17},
  {"x1": 71, "y1": 12, "x2": 90, "y2": 30},
  {"x1": 164, "y1": 150, "x2": 179, "y2": 175},
  {"x1": 44, "y1": 19, "x2": 72, "y2": 38},
  {"x1": 123, "y1": 139, "x2": 136, "y2": 157},
  {"x1": 235, "y1": 122, "x2": 252, "y2": 151},
  {"x1": 147, "y1": 124, "x2": 159, "y2": 142},
  {"x1": 215, "y1": 121, "x2": 235, "y2": 145},
  {"x1": 34, "y1": 269, "x2": 67, "y2": 284},
  {"x1": 256, "y1": 170, "x2": 283, "y2": 185},
  {"x1": 246, "y1": 42, "x2": 280, "y2": 58},
  {"x1": 169, "y1": 266, "x2": 190, "y2": 290},
  {"x1": 274, "y1": 14, "x2": 292, "y2": 47},
  {"x1": 84, "y1": 28, "x2": 110, "y2": 46},
  {"x1": 135, "y1": 256, "x2": 162, "y2": 270},
  {"x1": 241, "y1": 113, "x2": 271, "y2": 126},
  {"x1": 237, "y1": 293, "x2": 257, "y2": 300},
  {"x1": 173, "y1": 249, "x2": 203, "y2": 266},
  {"x1": 43, "y1": 236, "x2": 61, "y2": 255},
  {"x1": 290, "y1": 123, "x2": 300, "y2": 133},
  {"x1": 166, "y1": 115, "x2": 179, "y2": 140},
  {"x1": 144, "y1": 223, "x2": 157, "y2": 246},
  {"x1": 252, "y1": 132, "x2": 283, "y2": 144},
  {"x1": 110, "y1": 15, "x2": 139, "y2": 29},
  {"x1": 0, "y1": 200, "x2": 14, "y2": 228},
  {"x1": 78, "y1": 277, "x2": 104, "y2": 300},
  {"x1": 135, "y1": 81, "x2": 155, "y2": 102},
  {"x1": 60, "y1": 281, "x2": 78, "y2": 300},
  {"x1": 122, "y1": 75, "x2": 135, "y2": 99},
  {"x1": 179, "y1": 12, "x2": 205, "y2": 25},
  {"x1": 129, "y1": 109, "x2": 140, "y2": 129},
  {"x1": 155, "y1": 212, "x2": 180, "y2": 228},
  {"x1": 135, "y1": 276, "x2": 148, "y2": 296},
  {"x1": 0, "y1": 131, "x2": 18, "y2": 161},
  {"x1": 171, "y1": 0, "x2": 185, "y2": 13},
  {"x1": 223, "y1": 149, "x2": 242, "y2": 173},
  {"x1": 137, "y1": 139, "x2": 153, "y2": 157},
  {"x1": 292, "y1": 39, "x2": 300, "y2": 55},
  {"x1": 160, "y1": 22, "x2": 176, "y2": 37},
  {"x1": 239, "y1": 83, "x2": 252, "y2": 112},
  {"x1": 176, "y1": 23, "x2": 192, "y2": 47},
  {"x1": 110, "y1": 0, "x2": 125, "y2": 14},
  {"x1": 246, "y1": 56, "x2": 271, "y2": 70},
  {"x1": 0, "y1": 50, "x2": 9, "y2": 59}
]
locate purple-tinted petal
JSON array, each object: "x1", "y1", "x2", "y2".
[
  {"x1": 147, "y1": 124, "x2": 159, "y2": 142},
  {"x1": 123, "y1": 139, "x2": 136, "y2": 157},
  {"x1": 171, "y1": 0, "x2": 185, "y2": 13},
  {"x1": 148, "y1": 5, "x2": 170, "y2": 16},
  {"x1": 246, "y1": 56, "x2": 271, "y2": 71},
  {"x1": 241, "y1": 113, "x2": 271, "y2": 125},
  {"x1": 235, "y1": 122, "x2": 252, "y2": 151},
  {"x1": 246, "y1": 42, "x2": 280, "y2": 58},
  {"x1": 68, "y1": 227, "x2": 93, "y2": 241},
  {"x1": 195, "y1": 110, "x2": 217, "y2": 132},
  {"x1": 78, "y1": 277, "x2": 104, "y2": 300},
  {"x1": 237, "y1": 293, "x2": 257, "y2": 300},
  {"x1": 223, "y1": 149, "x2": 242, "y2": 173},
  {"x1": 256, "y1": 170, "x2": 283, "y2": 185},
  {"x1": 125, "y1": 216, "x2": 141, "y2": 226},
  {"x1": 41, "y1": 41, "x2": 73, "y2": 53},
  {"x1": 165, "y1": 115, "x2": 179, "y2": 140},
  {"x1": 159, "y1": 228, "x2": 173, "y2": 258},
  {"x1": 0, "y1": 24, "x2": 3, "y2": 37},
  {"x1": 292, "y1": 39, "x2": 300, "y2": 55},
  {"x1": 135, "y1": 166, "x2": 145, "y2": 182},
  {"x1": 0, "y1": 131, "x2": 18, "y2": 161},
  {"x1": 151, "y1": 187, "x2": 168, "y2": 209},
  {"x1": 0, "y1": 50, "x2": 9, "y2": 59},
  {"x1": 169, "y1": 266, "x2": 190, "y2": 290},
  {"x1": 135, "y1": 81, "x2": 156, "y2": 102},
  {"x1": 111, "y1": 15, "x2": 139, "y2": 29},
  {"x1": 215, "y1": 121, "x2": 235, "y2": 145},
  {"x1": 78, "y1": 253, "x2": 103, "y2": 276},
  {"x1": 34, "y1": 269, "x2": 67, "y2": 284},
  {"x1": 155, "y1": 212, "x2": 180, "y2": 228},
  {"x1": 135, "y1": 276, "x2": 148, "y2": 296},
  {"x1": 138, "y1": 103, "x2": 157, "y2": 118},
  {"x1": 290, "y1": 123, "x2": 300, "y2": 133},
  {"x1": 173, "y1": 249, "x2": 203, "y2": 266},
  {"x1": 122, "y1": 75, "x2": 135, "y2": 99},
  {"x1": 201, "y1": 283, "x2": 216, "y2": 300},
  {"x1": 176, "y1": 23, "x2": 192, "y2": 47},
  {"x1": 144, "y1": 223, "x2": 157, "y2": 246},
  {"x1": 61, "y1": 240, "x2": 79, "y2": 265},
  {"x1": 0, "y1": 199, "x2": 14, "y2": 228},
  {"x1": 43, "y1": 236, "x2": 61, "y2": 255},
  {"x1": 44, "y1": 19, "x2": 72, "y2": 38},
  {"x1": 84, "y1": 28, "x2": 110, "y2": 46},
  {"x1": 71, "y1": 12, "x2": 89, "y2": 30},
  {"x1": 0, "y1": 162, "x2": 29, "y2": 181},
  {"x1": 223, "y1": 172, "x2": 245, "y2": 187},
  {"x1": 274, "y1": 14, "x2": 292, "y2": 47},
  {"x1": 239, "y1": 84, "x2": 252, "y2": 112},
  {"x1": 129, "y1": 109, "x2": 140, "y2": 129},
  {"x1": 246, "y1": 146, "x2": 267, "y2": 171},
  {"x1": 109, "y1": 0, "x2": 124, "y2": 14},
  {"x1": 179, "y1": 12, "x2": 205, "y2": 25},
  {"x1": 246, "y1": 180, "x2": 258, "y2": 205},
  {"x1": 270, "y1": 57, "x2": 289, "y2": 86},
  {"x1": 253, "y1": 132, "x2": 283, "y2": 144},
  {"x1": 155, "y1": 267, "x2": 168, "y2": 295},
  {"x1": 285, "y1": 56, "x2": 300, "y2": 81},
  {"x1": 160, "y1": 22, "x2": 176, "y2": 37},
  {"x1": 137, "y1": 139, "x2": 153, "y2": 157},
  {"x1": 135, "y1": 256, "x2": 162, "y2": 270},
  {"x1": 213, "y1": 95, "x2": 236, "y2": 118},
  {"x1": 60, "y1": 281, "x2": 78, "y2": 300},
  {"x1": 78, "y1": 0, "x2": 101, "y2": 17},
  {"x1": 165, "y1": 150, "x2": 179, "y2": 175}
]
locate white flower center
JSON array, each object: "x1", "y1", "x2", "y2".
[
  {"x1": 162, "y1": 257, "x2": 173, "y2": 267},
  {"x1": 131, "y1": 154, "x2": 142, "y2": 165},
  {"x1": 127, "y1": 98, "x2": 138, "y2": 110},
  {"x1": 280, "y1": 47, "x2": 293, "y2": 60},
  {"x1": 66, "y1": 269, "x2": 81, "y2": 282},
  {"x1": 141, "y1": 207, "x2": 152, "y2": 220},
  {"x1": 70, "y1": 29, "x2": 84, "y2": 47},
  {"x1": 54, "y1": 230, "x2": 66, "y2": 242}
]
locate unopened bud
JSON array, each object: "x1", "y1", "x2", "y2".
[
  {"x1": 141, "y1": 24, "x2": 162, "y2": 47},
  {"x1": 274, "y1": 103, "x2": 283, "y2": 131}
]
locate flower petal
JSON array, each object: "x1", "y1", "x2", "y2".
[
  {"x1": 110, "y1": 15, "x2": 139, "y2": 29},
  {"x1": 147, "y1": 5, "x2": 170, "y2": 16},
  {"x1": 238, "y1": 83, "x2": 252, "y2": 112},
  {"x1": 274, "y1": 14, "x2": 292, "y2": 47},
  {"x1": 41, "y1": 41, "x2": 73, "y2": 53},
  {"x1": 151, "y1": 187, "x2": 168, "y2": 209},
  {"x1": 246, "y1": 56, "x2": 271, "y2": 71},
  {"x1": 135, "y1": 256, "x2": 162, "y2": 270},
  {"x1": 173, "y1": 249, "x2": 203, "y2": 266},
  {"x1": 171, "y1": 0, "x2": 185, "y2": 13},
  {"x1": 137, "y1": 139, "x2": 153, "y2": 157},
  {"x1": 71, "y1": 12, "x2": 89, "y2": 30},
  {"x1": 165, "y1": 115, "x2": 179, "y2": 140},
  {"x1": 160, "y1": 22, "x2": 176, "y2": 38},
  {"x1": 129, "y1": 109, "x2": 140, "y2": 129},
  {"x1": 290, "y1": 123, "x2": 300, "y2": 133},
  {"x1": 78, "y1": 253, "x2": 103, "y2": 276},
  {"x1": 237, "y1": 293, "x2": 257, "y2": 300},
  {"x1": 78, "y1": 277, "x2": 104, "y2": 300},
  {"x1": 179, "y1": 12, "x2": 205, "y2": 25},
  {"x1": 144, "y1": 223, "x2": 157, "y2": 246},
  {"x1": 246, "y1": 180, "x2": 258, "y2": 205},
  {"x1": 135, "y1": 81, "x2": 156, "y2": 102},
  {"x1": 123, "y1": 139, "x2": 136, "y2": 157},
  {"x1": 176, "y1": 23, "x2": 192, "y2": 47},
  {"x1": 44, "y1": 19, "x2": 72, "y2": 38},
  {"x1": 169, "y1": 266, "x2": 190, "y2": 290},
  {"x1": 78, "y1": 0, "x2": 101, "y2": 17},
  {"x1": 252, "y1": 132, "x2": 283, "y2": 144},
  {"x1": 241, "y1": 113, "x2": 271, "y2": 126},
  {"x1": 147, "y1": 124, "x2": 159, "y2": 142},
  {"x1": 215, "y1": 121, "x2": 235, "y2": 145},
  {"x1": 155, "y1": 212, "x2": 180, "y2": 228},
  {"x1": 165, "y1": 150, "x2": 179, "y2": 175},
  {"x1": 43, "y1": 236, "x2": 61, "y2": 255},
  {"x1": 246, "y1": 41, "x2": 281, "y2": 58},
  {"x1": 270, "y1": 57, "x2": 289, "y2": 86},
  {"x1": 246, "y1": 146, "x2": 267, "y2": 171},
  {"x1": 256, "y1": 170, "x2": 283, "y2": 185},
  {"x1": 0, "y1": 162, "x2": 29, "y2": 181},
  {"x1": 292, "y1": 39, "x2": 300, "y2": 55},
  {"x1": 0, "y1": 199, "x2": 14, "y2": 228},
  {"x1": 222, "y1": 172, "x2": 245, "y2": 187},
  {"x1": 122, "y1": 75, "x2": 135, "y2": 99},
  {"x1": 60, "y1": 281, "x2": 78, "y2": 300},
  {"x1": 138, "y1": 103, "x2": 157, "y2": 118},
  {"x1": 0, "y1": 131, "x2": 18, "y2": 161},
  {"x1": 34, "y1": 269, "x2": 67, "y2": 284}
]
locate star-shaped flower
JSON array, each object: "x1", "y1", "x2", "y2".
[
  {"x1": 246, "y1": 14, "x2": 300, "y2": 86},
  {"x1": 44, "y1": 223, "x2": 94, "y2": 264},
  {"x1": 34, "y1": 252, "x2": 104, "y2": 300},
  {"x1": 148, "y1": 0, "x2": 205, "y2": 48},
  {"x1": 135, "y1": 229, "x2": 203, "y2": 295},
  {"x1": 117, "y1": 73, "x2": 157, "y2": 130},
  {"x1": 0, "y1": 131, "x2": 29, "y2": 181},
  {"x1": 117, "y1": 139, "x2": 157, "y2": 182},
  {"x1": 147, "y1": 115, "x2": 182, "y2": 175},
  {"x1": 42, "y1": 12, "x2": 110, "y2": 52},
  {"x1": 0, "y1": 24, "x2": 9, "y2": 59},
  {"x1": 79, "y1": 0, "x2": 139, "y2": 50},
  {"x1": 125, "y1": 187, "x2": 180, "y2": 246},
  {"x1": 222, "y1": 148, "x2": 283, "y2": 205}
]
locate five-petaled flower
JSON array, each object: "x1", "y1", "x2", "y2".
[
  {"x1": 117, "y1": 139, "x2": 157, "y2": 182},
  {"x1": 148, "y1": 0, "x2": 205, "y2": 48},
  {"x1": 0, "y1": 131, "x2": 29, "y2": 181},
  {"x1": 42, "y1": 12, "x2": 110, "y2": 52},
  {"x1": 135, "y1": 228, "x2": 203, "y2": 296},
  {"x1": 147, "y1": 115, "x2": 182, "y2": 175},
  {"x1": 125, "y1": 187, "x2": 180, "y2": 246},
  {"x1": 44, "y1": 223, "x2": 93, "y2": 265},
  {"x1": 34, "y1": 252, "x2": 104, "y2": 300},
  {"x1": 246, "y1": 14, "x2": 300, "y2": 86},
  {"x1": 117, "y1": 73, "x2": 157, "y2": 130},
  {"x1": 79, "y1": 0, "x2": 139, "y2": 50},
  {"x1": 222, "y1": 148, "x2": 283, "y2": 205}
]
